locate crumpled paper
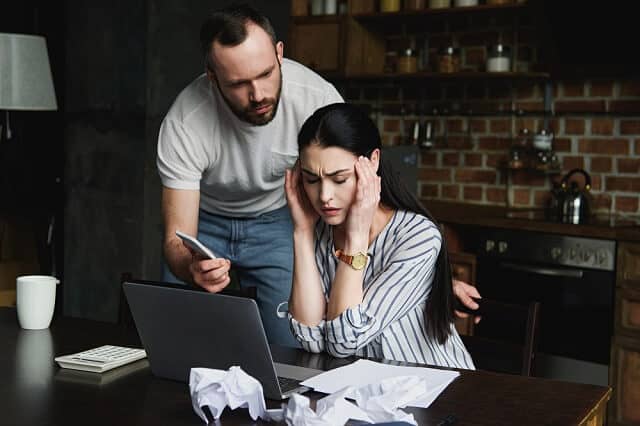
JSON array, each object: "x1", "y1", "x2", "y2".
[
  {"x1": 190, "y1": 368, "x2": 430, "y2": 425},
  {"x1": 189, "y1": 366, "x2": 283, "y2": 423}
]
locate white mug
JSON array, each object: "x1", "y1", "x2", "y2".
[{"x1": 16, "y1": 275, "x2": 60, "y2": 330}]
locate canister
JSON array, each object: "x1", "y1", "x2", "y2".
[
  {"x1": 397, "y1": 48, "x2": 418, "y2": 73},
  {"x1": 380, "y1": 0, "x2": 401, "y2": 12},
  {"x1": 437, "y1": 46, "x2": 460, "y2": 73},
  {"x1": 486, "y1": 44, "x2": 511, "y2": 72},
  {"x1": 429, "y1": 0, "x2": 451, "y2": 9}
]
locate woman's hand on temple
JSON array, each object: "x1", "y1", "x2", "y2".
[
  {"x1": 285, "y1": 161, "x2": 318, "y2": 234},
  {"x1": 344, "y1": 156, "x2": 381, "y2": 248}
]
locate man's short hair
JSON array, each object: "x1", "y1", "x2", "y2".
[{"x1": 199, "y1": 3, "x2": 277, "y2": 70}]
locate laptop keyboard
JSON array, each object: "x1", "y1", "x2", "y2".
[{"x1": 277, "y1": 376, "x2": 302, "y2": 393}]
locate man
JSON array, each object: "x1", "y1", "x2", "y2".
[{"x1": 157, "y1": 4, "x2": 480, "y2": 347}]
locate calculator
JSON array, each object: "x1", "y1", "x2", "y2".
[{"x1": 55, "y1": 345, "x2": 147, "y2": 373}]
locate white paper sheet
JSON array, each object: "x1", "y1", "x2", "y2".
[{"x1": 301, "y1": 359, "x2": 459, "y2": 408}]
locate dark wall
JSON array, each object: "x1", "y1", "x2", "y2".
[{"x1": 62, "y1": 1, "x2": 291, "y2": 322}]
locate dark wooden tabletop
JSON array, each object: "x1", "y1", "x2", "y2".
[{"x1": 0, "y1": 307, "x2": 611, "y2": 426}]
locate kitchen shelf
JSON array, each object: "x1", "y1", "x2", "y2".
[
  {"x1": 333, "y1": 71, "x2": 550, "y2": 81},
  {"x1": 352, "y1": 3, "x2": 528, "y2": 26}
]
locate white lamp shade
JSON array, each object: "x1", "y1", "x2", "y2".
[{"x1": 0, "y1": 33, "x2": 58, "y2": 110}]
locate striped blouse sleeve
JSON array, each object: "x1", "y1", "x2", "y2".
[{"x1": 323, "y1": 217, "x2": 442, "y2": 358}]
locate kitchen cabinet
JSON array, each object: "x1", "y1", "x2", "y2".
[{"x1": 611, "y1": 242, "x2": 640, "y2": 425}]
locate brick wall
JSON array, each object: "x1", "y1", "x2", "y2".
[{"x1": 343, "y1": 79, "x2": 640, "y2": 216}]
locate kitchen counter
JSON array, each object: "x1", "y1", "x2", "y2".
[{"x1": 422, "y1": 200, "x2": 640, "y2": 242}]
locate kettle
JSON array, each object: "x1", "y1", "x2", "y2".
[{"x1": 556, "y1": 169, "x2": 592, "y2": 224}]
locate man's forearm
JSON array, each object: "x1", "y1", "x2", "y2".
[{"x1": 164, "y1": 238, "x2": 194, "y2": 283}]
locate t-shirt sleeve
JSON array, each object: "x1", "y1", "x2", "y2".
[
  {"x1": 323, "y1": 82, "x2": 344, "y2": 105},
  {"x1": 156, "y1": 118, "x2": 206, "y2": 190}
]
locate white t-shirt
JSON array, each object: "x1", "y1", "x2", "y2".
[{"x1": 157, "y1": 58, "x2": 344, "y2": 217}]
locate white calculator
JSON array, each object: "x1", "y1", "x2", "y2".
[{"x1": 55, "y1": 345, "x2": 147, "y2": 373}]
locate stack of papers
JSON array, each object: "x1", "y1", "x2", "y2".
[{"x1": 301, "y1": 359, "x2": 459, "y2": 408}]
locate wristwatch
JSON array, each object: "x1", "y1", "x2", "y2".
[{"x1": 335, "y1": 249, "x2": 368, "y2": 270}]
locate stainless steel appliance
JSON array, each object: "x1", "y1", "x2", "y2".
[{"x1": 473, "y1": 227, "x2": 615, "y2": 386}]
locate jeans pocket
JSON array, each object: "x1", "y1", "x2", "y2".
[{"x1": 270, "y1": 151, "x2": 298, "y2": 178}]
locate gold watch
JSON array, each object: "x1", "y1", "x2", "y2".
[{"x1": 335, "y1": 249, "x2": 368, "y2": 270}]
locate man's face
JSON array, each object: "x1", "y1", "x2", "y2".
[{"x1": 207, "y1": 24, "x2": 283, "y2": 126}]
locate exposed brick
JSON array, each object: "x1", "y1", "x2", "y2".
[
  {"x1": 553, "y1": 137, "x2": 572, "y2": 152},
  {"x1": 486, "y1": 153, "x2": 507, "y2": 168},
  {"x1": 589, "y1": 81, "x2": 614, "y2": 97},
  {"x1": 511, "y1": 171, "x2": 546, "y2": 187},
  {"x1": 606, "y1": 176, "x2": 640, "y2": 192},
  {"x1": 454, "y1": 169, "x2": 497, "y2": 184},
  {"x1": 561, "y1": 82, "x2": 585, "y2": 97},
  {"x1": 618, "y1": 158, "x2": 640, "y2": 174},
  {"x1": 610, "y1": 100, "x2": 640, "y2": 113},
  {"x1": 620, "y1": 81, "x2": 640, "y2": 97},
  {"x1": 443, "y1": 153, "x2": 460, "y2": 166},
  {"x1": 381, "y1": 134, "x2": 394, "y2": 146},
  {"x1": 516, "y1": 101, "x2": 545, "y2": 112},
  {"x1": 392, "y1": 134, "x2": 404, "y2": 145},
  {"x1": 490, "y1": 119, "x2": 510, "y2": 134},
  {"x1": 592, "y1": 193, "x2": 612, "y2": 212},
  {"x1": 463, "y1": 186, "x2": 483, "y2": 201},
  {"x1": 420, "y1": 184, "x2": 439, "y2": 198},
  {"x1": 515, "y1": 118, "x2": 536, "y2": 133},
  {"x1": 419, "y1": 168, "x2": 451, "y2": 182},
  {"x1": 446, "y1": 136, "x2": 473, "y2": 150},
  {"x1": 442, "y1": 185, "x2": 460, "y2": 200},
  {"x1": 478, "y1": 137, "x2": 511, "y2": 151},
  {"x1": 383, "y1": 119, "x2": 400, "y2": 132},
  {"x1": 590, "y1": 174, "x2": 602, "y2": 191},
  {"x1": 562, "y1": 156, "x2": 585, "y2": 170},
  {"x1": 513, "y1": 188, "x2": 532, "y2": 206},
  {"x1": 564, "y1": 119, "x2": 585, "y2": 135},
  {"x1": 547, "y1": 118, "x2": 560, "y2": 134},
  {"x1": 591, "y1": 157, "x2": 612, "y2": 173},
  {"x1": 486, "y1": 187, "x2": 506, "y2": 203},
  {"x1": 420, "y1": 152, "x2": 437, "y2": 166},
  {"x1": 590, "y1": 118, "x2": 614, "y2": 135},
  {"x1": 636, "y1": 140, "x2": 640, "y2": 155},
  {"x1": 578, "y1": 138, "x2": 630, "y2": 155},
  {"x1": 615, "y1": 196, "x2": 639, "y2": 213},
  {"x1": 465, "y1": 153, "x2": 483, "y2": 167},
  {"x1": 462, "y1": 101, "x2": 505, "y2": 114},
  {"x1": 534, "y1": 190, "x2": 551, "y2": 207},
  {"x1": 555, "y1": 100, "x2": 606, "y2": 113},
  {"x1": 447, "y1": 119, "x2": 464, "y2": 133},
  {"x1": 465, "y1": 47, "x2": 485, "y2": 67},
  {"x1": 469, "y1": 119, "x2": 487, "y2": 133},
  {"x1": 621, "y1": 120, "x2": 640, "y2": 135}
]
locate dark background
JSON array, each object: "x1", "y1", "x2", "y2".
[{"x1": 1, "y1": 0, "x2": 289, "y2": 322}]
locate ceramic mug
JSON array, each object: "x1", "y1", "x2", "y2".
[{"x1": 16, "y1": 275, "x2": 60, "y2": 330}]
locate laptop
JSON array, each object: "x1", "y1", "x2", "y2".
[{"x1": 122, "y1": 280, "x2": 322, "y2": 400}]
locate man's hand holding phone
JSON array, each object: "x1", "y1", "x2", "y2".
[{"x1": 176, "y1": 231, "x2": 231, "y2": 293}]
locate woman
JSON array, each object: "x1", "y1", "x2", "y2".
[{"x1": 284, "y1": 103, "x2": 474, "y2": 369}]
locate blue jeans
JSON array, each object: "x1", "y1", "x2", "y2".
[{"x1": 162, "y1": 205, "x2": 298, "y2": 347}]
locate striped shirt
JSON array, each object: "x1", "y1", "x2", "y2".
[{"x1": 289, "y1": 210, "x2": 475, "y2": 370}]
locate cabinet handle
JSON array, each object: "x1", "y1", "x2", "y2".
[{"x1": 500, "y1": 261, "x2": 584, "y2": 278}]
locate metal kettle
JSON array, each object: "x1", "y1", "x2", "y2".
[{"x1": 557, "y1": 168, "x2": 592, "y2": 224}]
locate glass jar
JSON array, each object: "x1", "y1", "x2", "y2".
[
  {"x1": 380, "y1": 0, "x2": 401, "y2": 12},
  {"x1": 397, "y1": 48, "x2": 418, "y2": 73},
  {"x1": 437, "y1": 46, "x2": 460, "y2": 73},
  {"x1": 429, "y1": 0, "x2": 451, "y2": 8},
  {"x1": 454, "y1": 0, "x2": 478, "y2": 6},
  {"x1": 486, "y1": 44, "x2": 511, "y2": 72},
  {"x1": 404, "y1": 0, "x2": 425, "y2": 10}
]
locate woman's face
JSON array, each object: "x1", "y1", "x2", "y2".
[{"x1": 300, "y1": 144, "x2": 359, "y2": 226}]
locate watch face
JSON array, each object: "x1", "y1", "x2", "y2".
[{"x1": 352, "y1": 253, "x2": 367, "y2": 270}]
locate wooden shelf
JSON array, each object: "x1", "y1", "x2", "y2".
[
  {"x1": 330, "y1": 71, "x2": 550, "y2": 81},
  {"x1": 352, "y1": 3, "x2": 527, "y2": 25}
]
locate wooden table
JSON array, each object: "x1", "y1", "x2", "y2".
[{"x1": 0, "y1": 307, "x2": 611, "y2": 425}]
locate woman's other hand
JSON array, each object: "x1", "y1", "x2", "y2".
[{"x1": 453, "y1": 279, "x2": 482, "y2": 324}]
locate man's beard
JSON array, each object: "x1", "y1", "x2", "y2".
[{"x1": 215, "y1": 64, "x2": 282, "y2": 126}]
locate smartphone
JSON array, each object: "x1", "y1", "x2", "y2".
[{"x1": 175, "y1": 230, "x2": 216, "y2": 259}]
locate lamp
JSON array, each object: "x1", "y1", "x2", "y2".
[{"x1": 0, "y1": 33, "x2": 58, "y2": 140}]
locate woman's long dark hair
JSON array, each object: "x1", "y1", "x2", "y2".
[{"x1": 298, "y1": 103, "x2": 455, "y2": 344}]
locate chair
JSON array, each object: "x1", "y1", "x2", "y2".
[{"x1": 460, "y1": 298, "x2": 540, "y2": 377}]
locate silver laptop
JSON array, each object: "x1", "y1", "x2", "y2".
[{"x1": 122, "y1": 280, "x2": 322, "y2": 399}]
